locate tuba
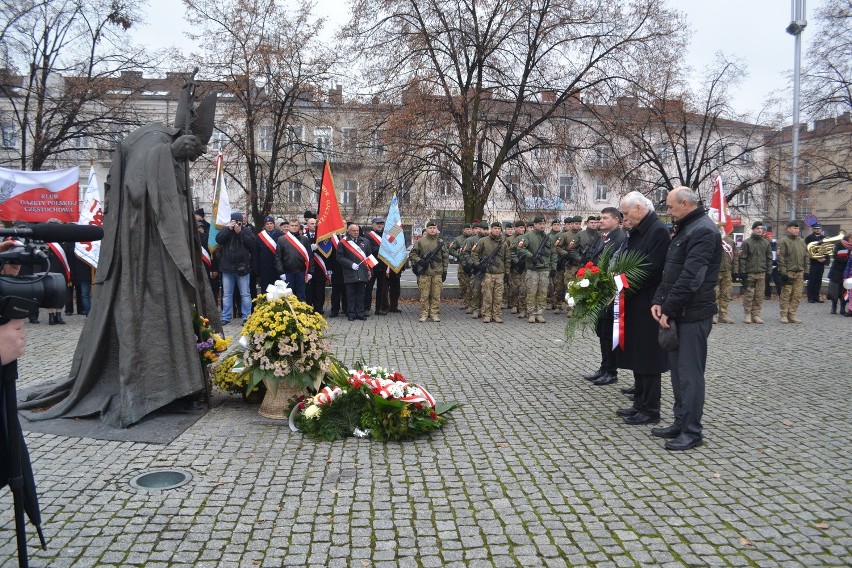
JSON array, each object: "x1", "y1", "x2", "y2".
[{"x1": 807, "y1": 232, "x2": 845, "y2": 259}]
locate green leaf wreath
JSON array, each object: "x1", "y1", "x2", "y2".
[{"x1": 564, "y1": 246, "x2": 648, "y2": 342}]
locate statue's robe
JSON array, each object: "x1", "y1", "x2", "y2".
[{"x1": 21, "y1": 123, "x2": 220, "y2": 427}]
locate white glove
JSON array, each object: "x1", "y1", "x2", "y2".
[
  {"x1": 280, "y1": 274, "x2": 287, "y2": 281},
  {"x1": 310, "y1": 243, "x2": 317, "y2": 251},
  {"x1": 352, "y1": 262, "x2": 359, "y2": 270},
  {"x1": 327, "y1": 270, "x2": 333, "y2": 277},
  {"x1": 306, "y1": 273, "x2": 313, "y2": 282}
]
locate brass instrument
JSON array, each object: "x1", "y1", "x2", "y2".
[{"x1": 807, "y1": 232, "x2": 845, "y2": 259}]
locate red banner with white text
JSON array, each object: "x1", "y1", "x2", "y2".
[{"x1": 0, "y1": 166, "x2": 80, "y2": 223}]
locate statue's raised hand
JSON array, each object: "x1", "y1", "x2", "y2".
[{"x1": 171, "y1": 135, "x2": 206, "y2": 161}]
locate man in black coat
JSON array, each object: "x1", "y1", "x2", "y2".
[
  {"x1": 364, "y1": 217, "x2": 389, "y2": 315},
  {"x1": 254, "y1": 215, "x2": 283, "y2": 292},
  {"x1": 616, "y1": 191, "x2": 671, "y2": 425},
  {"x1": 274, "y1": 218, "x2": 313, "y2": 302},
  {"x1": 584, "y1": 206, "x2": 627, "y2": 386},
  {"x1": 652, "y1": 187, "x2": 722, "y2": 451},
  {"x1": 336, "y1": 222, "x2": 371, "y2": 320}
]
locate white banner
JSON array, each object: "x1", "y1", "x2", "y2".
[{"x1": 74, "y1": 167, "x2": 103, "y2": 269}]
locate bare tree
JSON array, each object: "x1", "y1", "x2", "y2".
[
  {"x1": 183, "y1": 0, "x2": 335, "y2": 227},
  {"x1": 802, "y1": 0, "x2": 851, "y2": 118},
  {"x1": 0, "y1": 0, "x2": 149, "y2": 171},
  {"x1": 341, "y1": 0, "x2": 685, "y2": 222}
]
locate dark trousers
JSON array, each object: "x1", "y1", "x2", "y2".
[
  {"x1": 306, "y1": 276, "x2": 326, "y2": 313},
  {"x1": 633, "y1": 372, "x2": 661, "y2": 417},
  {"x1": 345, "y1": 281, "x2": 366, "y2": 318},
  {"x1": 330, "y1": 269, "x2": 346, "y2": 315},
  {"x1": 387, "y1": 272, "x2": 401, "y2": 310},
  {"x1": 283, "y1": 272, "x2": 307, "y2": 302},
  {"x1": 807, "y1": 262, "x2": 825, "y2": 300},
  {"x1": 667, "y1": 317, "x2": 712, "y2": 440},
  {"x1": 597, "y1": 313, "x2": 617, "y2": 375},
  {"x1": 65, "y1": 284, "x2": 75, "y2": 314},
  {"x1": 365, "y1": 271, "x2": 388, "y2": 313}
]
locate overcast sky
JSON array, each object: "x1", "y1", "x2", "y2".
[{"x1": 131, "y1": 0, "x2": 824, "y2": 121}]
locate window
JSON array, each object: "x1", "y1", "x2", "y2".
[
  {"x1": 342, "y1": 127, "x2": 357, "y2": 154},
  {"x1": 656, "y1": 143, "x2": 671, "y2": 164},
  {"x1": 315, "y1": 127, "x2": 332, "y2": 152},
  {"x1": 369, "y1": 131, "x2": 385, "y2": 156},
  {"x1": 438, "y1": 179, "x2": 453, "y2": 196},
  {"x1": 505, "y1": 174, "x2": 520, "y2": 197},
  {"x1": 595, "y1": 145, "x2": 611, "y2": 168},
  {"x1": 531, "y1": 178, "x2": 546, "y2": 198},
  {"x1": 1, "y1": 125, "x2": 16, "y2": 148},
  {"x1": 735, "y1": 191, "x2": 750, "y2": 206},
  {"x1": 212, "y1": 127, "x2": 228, "y2": 148},
  {"x1": 740, "y1": 150, "x2": 753, "y2": 164},
  {"x1": 258, "y1": 124, "x2": 272, "y2": 152},
  {"x1": 595, "y1": 180, "x2": 609, "y2": 202},
  {"x1": 342, "y1": 180, "x2": 357, "y2": 206},
  {"x1": 288, "y1": 125, "x2": 304, "y2": 149},
  {"x1": 800, "y1": 161, "x2": 811, "y2": 185},
  {"x1": 653, "y1": 187, "x2": 668, "y2": 210},
  {"x1": 558, "y1": 175, "x2": 575, "y2": 201},
  {"x1": 288, "y1": 181, "x2": 302, "y2": 203},
  {"x1": 72, "y1": 135, "x2": 91, "y2": 149},
  {"x1": 398, "y1": 181, "x2": 411, "y2": 205},
  {"x1": 533, "y1": 145, "x2": 548, "y2": 160},
  {"x1": 800, "y1": 196, "x2": 812, "y2": 215}
]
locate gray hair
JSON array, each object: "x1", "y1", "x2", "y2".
[
  {"x1": 670, "y1": 186, "x2": 699, "y2": 205},
  {"x1": 620, "y1": 191, "x2": 653, "y2": 211}
]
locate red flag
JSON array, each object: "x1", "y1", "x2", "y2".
[
  {"x1": 315, "y1": 161, "x2": 345, "y2": 247},
  {"x1": 709, "y1": 175, "x2": 733, "y2": 236}
]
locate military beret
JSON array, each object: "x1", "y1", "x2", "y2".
[
  {"x1": 572, "y1": 215, "x2": 583, "y2": 223},
  {"x1": 533, "y1": 216, "x2": 545, "y2": 223},
  {"x1": 426, "y1": 220, "x2": 437, "y2": 227},
  {"x1": 586, "y1": 215, "x2": 596, "y2": 222},
  {"x1": 478, "y1": 221, "x2": 489, "y2": 229},
  {"x1": 787, "y1": 220, "x2": 800, "y2": 227},
  {"x1": 752, "y1": 221, "x2": 764, "y2": 229},
  {"x1": 491, "y1": 221, "x2": 502, "y2": 228},
  {"x1": 466, "y1": 223, "x2": 475, "y2": 229},
  {"x1": 563, "y1": 217, "x2": 572, "y2": 224},
  {"x1": 503, "y1": 221, "x2": 513, "y2": 228},
  {"x1": 551, "y1": 219, "x2": 561, "y2": 225},
  {"x1": 514, "y1": 221, "x2": 526, "y2": 227}
]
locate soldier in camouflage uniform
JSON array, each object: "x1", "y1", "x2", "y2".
[
  {"x1": 514, "y1": 216, "x2": 556, "y2": 323},
  {"x1": 471, "y1": 221, "x2": 510, "y2": 323},
  {"x1": 777, "y1": 220, "x2": 808, "y2": 324},
  {"x1": 508, "y1": 221, "x2": 528, "y2": 317},
  {"x1": 571, "y1": 216, "x2": 600, "y2": 267},
  {"x1": 409, "y1": 220, "x2": 449, "y2": 322},
  {"x1": 462, "y1": 222, "x2": 488, "y2": 318},
  {"x1": 554, "y1": 216, "x2": 582, "y2": 315},
  {"x1": 737, "y1": 221, "x2": 773, "y2": 324},
  {"x1": 502, "y1": 222, "x2": 515, "y2": 308},
  {"x1": 449, "y1": 224, "x2": 473, "y2": 309},
  {"x1": 546, "y1": 219, "x2": 563, "y2": 311},
  {"x1": 714, "y1": 230, "x2": 737, "y2": 324}
]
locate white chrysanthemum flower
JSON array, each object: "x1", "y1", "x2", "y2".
[
  {"x1": 304, "y1": 405, "x2": 321, "y2": 419},
  {"x1": 579, "y1": 279, "x2": 590, "y2": 288}
]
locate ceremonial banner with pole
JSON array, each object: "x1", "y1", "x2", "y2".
[
  {"x1": 378, "y1": 194, "x2": 408, "y2": 273},
  {"x1": 74, "y1": 166, "x2": 103, "y2": 269},
  {"x1": 709, "y1": 174, "x2": 733, "y2": 236},
  {"x1": 207, "y1": 152, "x2": 232, "y2": 253},
  {"x1": 315, "y1": 160, "x2": 345, "y2": 258}
]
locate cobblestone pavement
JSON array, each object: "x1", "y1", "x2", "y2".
[{"x1": 2, "y1": 298, "x2": 851, "y2": 567}]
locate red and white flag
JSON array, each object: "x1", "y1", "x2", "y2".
[
  {"x1": 709, "y1": 175, "x2": 733, "y2": 236},
  {"x1": 612, "y1": 273, "x2": 629, "y2": 351},
  {"x1": 74, "y1": 167, "x2": 103, "y2": 269},
  {"x1": 0, "y1": 166, "x2": 79, "y2": 223}
]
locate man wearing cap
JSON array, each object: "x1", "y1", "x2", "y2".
[
  {"x1": 274, "y1": 218, "x2": 313, "y2": 302},
  {"x1": 450, "y1": 224, "x2": 473, "y2": 310},
  {"x1": 571, "y1": 216, "x2": 600, "y2": 266},
  {"x1": 737, "y1": 221, "x2": 772, "y2": 324},
  {"x1": 547, "y1": 219, "x2": 563, "y2": 312},
  {"x1": 194, "y1": 208, "x2": 210, "y2": 244},
  {"x1": 514, "y1": 216, "x2": 555, "y2": 323},
  {"x1": 715, "y1": 229, "x2": 737, "y2": 324},
  {"x1": 508, "y1": 221, "x2": 528, "y2": 317},
  {"x1": 777, "y1": 221, "x2": 808, "y2": 323},
  {"x1": 365, "y1": 217, "x2": 389, "y2": 315},
  {"x1": 804, "y1": 223, "x2": 829, "y2": 303},
  {"x1": 217, "y1": 210, "x2": 256, "y2": 324},
  {"x1": 460, "y1": 222, "x2": 488, "y2": 317},
  {"x1": 255, "y1": 215, "x2": 283, "y2": 293},
  {"x1": 553, "y1": 217, "x2": 579, "y2": 314},
  {"x1": 409, "y1": 220, "x2": 448, "y2": 322},
  {"x1": 502, "y1": 222, "x2": 515, "y2": 309},
  {"x1": 304, "y1": 217, "x2": 330, "y2": 314},
  {"x1": 471, "y1": 221, "x2": 510, "y2": 323}
]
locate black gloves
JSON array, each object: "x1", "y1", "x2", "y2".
[
  {"x1": 442, "y1": 271, "x2": 447, "y2": 282},
  {"x1": 549, "y1": 270, "x2": 556, "y2": 278}
]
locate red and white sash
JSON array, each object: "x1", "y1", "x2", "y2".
[
  {"x1": 368, "y1": 231, "x2": 382, "y2": 247},
  {"x1": 47, "y1": 242, "x2": 70, "y2": 281},
  {"x1": 341, "y1": 237, "x2": 379, "y2": 269},
  {"x1": 722, "y1": 240, "x2": 733, "y2": 261},
  {"x1": 285, "y1": 232, "x2": 310, "y2": 276},
  {"x1": 313, "y1": 253, "x2": 329, "y2": 283},
  {"x1": 200, "y1": 246, "x2": 211, "y2": 268},
  {"x1": 612, "y1": 273, "x2": 629, "y2": 351},
  {"x1": 258, "y1": 230, "x2": 277, "y2": 254}
]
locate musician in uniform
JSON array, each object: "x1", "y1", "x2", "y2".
[
  {"x1": 804, "y1": 223, "x2": 829, "y2": 303},
  {"x1": 409, "y1": 220, "x2": 448, "y2": 322}
]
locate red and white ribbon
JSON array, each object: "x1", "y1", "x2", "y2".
[
  {"x1": 258, "y1": 230, "x2": 277, "y2": 254},
  {"x1": 347, "y1": 371, "x2": 435, "y2": 408},
  {"x1": 200, "y1": 246, "x2": 211, "y2": 268},
  {"x1": 612, "y1": 273, "x2": 629, "y2": 351},
  {"x1": 47, "y1": 242, "x2": 70, "y2": 281},
  {"x1": 284, "y1": 232, "x2": 310, "y2": 277},
  {"x1": 313, "y1": 253, "x2": 329, "y2": 283}
]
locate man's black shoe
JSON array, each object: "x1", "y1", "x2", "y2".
[
  {"x1": 389, "y1": 308, "x2": 402, "y2": 313},
  {"x1": 582, "y1": 370, "x2": 604, "y2": 381},
  {"x1": 348, "y1": 316, "x2": 355, "y2": 321},
  {"x1": 815, "y1": 299, "x2": 825, "y2": 303},
  {"x1": 623, "y1": 412, "x2": 660, "y2": 425},
  {"x1": 651, "y1": 423, "x2": 681, "y2": 439},
  {"x1": 665, "y1": 434, "x2": 703, "y2": 451},
  {"x1": 620, "y1": 386, "x2": 635, "y2": 395},
  {"x1": 329, "y1": 312, "x2": 338, "y2": 318},
  {"x1": 357, "y1": 316, "x2": 367, "y2": 320},
  {"x1": 616, "y1": 407, "x2": 638, "y2": 417},
  {"x1": 593, "y1": 373, "x2": 617, "y2": 386}
]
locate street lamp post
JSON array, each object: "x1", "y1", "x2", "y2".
[{"x1": 786, "y1": 0, "x2": 807, "y2": 221}]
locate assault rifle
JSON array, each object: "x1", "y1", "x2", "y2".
[
  {"x1": 412, "y1": 240, "x2": 444, "y2": 276},
  {"x1": 472, "y1": 240, "x2": 503, "y2": 277},
  {"x1": 528, "y1": 233, "x2": 551, "y2": 268}
]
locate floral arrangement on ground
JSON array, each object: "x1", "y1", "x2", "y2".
[
  {"x1": 194, "y1": 310, "x2": 230, "y2": 365},
  {"x1": 564, "y1": 247, "x2": 648, "y2": 341},
  {"x1": 290, "y1": 365, "x2": 459, "y2": 441}
]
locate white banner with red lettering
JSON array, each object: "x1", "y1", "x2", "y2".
[
  {"x1": 0, "y1": 166, "x2": 79, "y2": 223},
  {"x1": 74, "y1": 167, "x2": 103, "y2": 269}
]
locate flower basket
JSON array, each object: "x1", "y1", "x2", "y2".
[{"x1": 258, "y1": 379, "x2": 304, "y2": 420}]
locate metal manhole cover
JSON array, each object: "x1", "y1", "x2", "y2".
[{"x1": 129, "y1": 469, "x2": 192, "y2": 491}]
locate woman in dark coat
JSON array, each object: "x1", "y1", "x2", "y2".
[
  {"x1": 616, "y1": 192, "x2": 671, "y2": 424},
  {"x1": 827, "y1": 234, "x2": 850, "y2": 315}
]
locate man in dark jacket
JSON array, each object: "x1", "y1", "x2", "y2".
[
  {"x1": 336, "y1": 222, "x2": 372, "y2": 320},
  {"x1": 216, "y1": 210, "x2": 256, "y2": 324},
  {"x1": 651, "y1": 187, "x2": 722, "y2": 451},
  {"x1": 616, "y1": 192, "x2": 671, "y2": 425},
  {"x1": 255, "y1": 215, "x2": 283, "y2": 293},
  {"x1": 274, "y1": 218, "x2": 313, "y2": 302}
]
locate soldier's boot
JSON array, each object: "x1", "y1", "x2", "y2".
[
  {"x1": 482, "y1": 317, "x2": 491, "y2": 323},
  {"x1": 471, "y1": 310, "x2": 480, "y2": 319},
  {"x1": 780, "y1": 316, "x2": 789, "y2": 324},
  {"x1": 419, "y1": 316, "x2": 427, "y2": 323},
  {"x1": 712, "y1": 315, "x2": 718, "y2": 324},
  {"x1": 431, "y1": 315, "x2": 441, "y2": 322},
  {"x1": 528, "y1": 315, "x2": 537, "y2": 323},
  {"x1": 535, "y1": 315, "x2": 546, "y2": 323},
  {"x1": 465, "y1": 307, "x2": 474, "y2": 314},
  {"x1": 788, "y1": 311, "x2": 802, "y2": 323},
  {"x1": 752, "y1": 315, "x2": 764, "y2": 324},
  {"x1": 510, "y1": 307, "x2": 518, "y2": 314},
  {"x1": 743, "y1": 315, "x2": 752, "y2": 324},
  {"x1": 493, "y1": 316, "x2": 504, "y2": 323},
  {"x1": 518, "y1": 311, "x2": 527, "y2": 318}
]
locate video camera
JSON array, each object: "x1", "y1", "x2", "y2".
[{"x1": 0, "y1": 223, "x2": 104, "y2": 325}]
